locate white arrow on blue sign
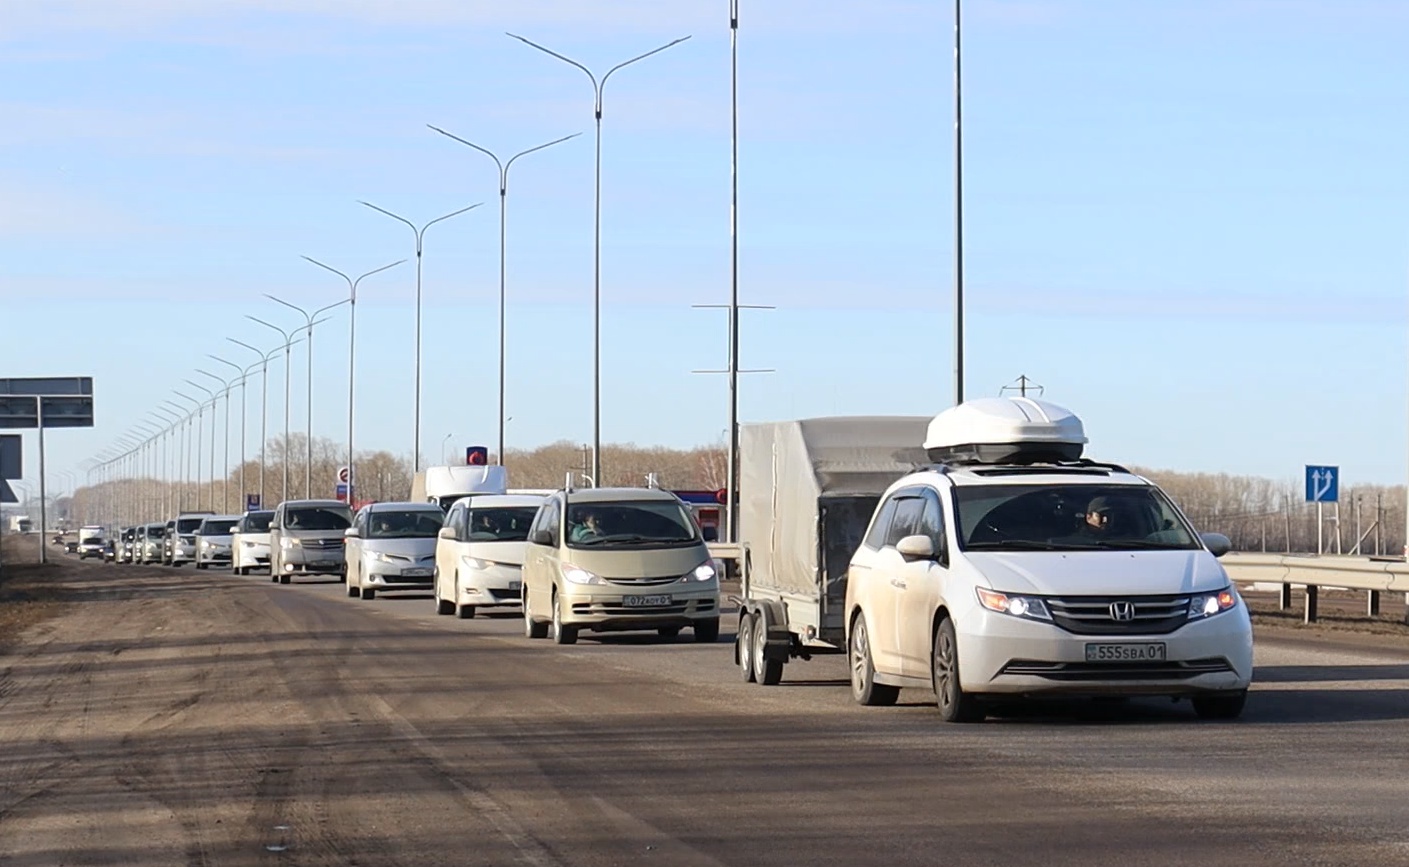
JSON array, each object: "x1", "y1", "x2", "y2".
[{"x1": 1304, "y1": 465, "x2": 1338, "y2": 503}]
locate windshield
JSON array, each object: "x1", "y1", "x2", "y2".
[
  {"x1": 465, "y1": 506, "x2": 540, "y2": 542},
  {"x1": 199, "y1": 520, "x2": 238, "y2": 535},
  {"x1": 176, "y1": 517, "x2": 205, "y2": 533},
  {"x1": 147, "y1": 526, "x2": 165, "y2": 538},
  {"x1": 365, "y1": 510, "x2": 444, "y2": 539},
  {"x1": 241, "y1": 512, "x2": 274, "y2": 532},
  {"x1": 954, "y1": 483, "x2": 1200, "y2": 552},
  {"x1": 565, "y1": 501, "x2": 698, "y2": 549},
  {"x1": 284, "y1": 507, "x2": 352, "y2": 531}
]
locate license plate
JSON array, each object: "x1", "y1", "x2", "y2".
[
  {"x1": 402, "y1": 567, "x2": 432, "y2": 577},
  {"x1": 623, "y1": 594, "x2": 672, "y2": 607},
  {"x1": 1085, "y1": 642, "x2": 1167, "y2": 663},
  {"x1": 312, "y1": 561, "x2": 338, "y2": 570},
  {"x1": 508, "y1": 581, "x2": 522, "y2": 592}
]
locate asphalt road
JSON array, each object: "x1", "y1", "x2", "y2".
[{"x1": 3, "y1": 554, "x2": 1409, "y2": 866}]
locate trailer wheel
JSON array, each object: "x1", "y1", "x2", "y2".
[
  {"x1": 752, "y1": 612, "x2": 783, "y2": 686},
  {"x1": 849, "y1": 614, "x2": 898, "y2": 706},
  {"x1": 737, "y1": 613, "x2": 757, "y2": 683}
]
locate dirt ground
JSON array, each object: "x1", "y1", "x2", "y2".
[{"x1": 0, "y1": 535, "x2": 64, "y2": 647}]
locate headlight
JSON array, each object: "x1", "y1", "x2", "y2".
[
  {"x1": 1188, "y1": 588, "x2": 1238, "y2": 620},
  {"x1": 685, "y1": 563, "x2": 716, "y2": 582},
  {"x1": 461, "y1": 556, "x2": 488, "y2": 570},
  {"x1": 976, "y1": 588, "x2": 1052, "y2": 621},
  {"x1": 369, "y1": 551, "x2": 396, "y2": 564},
  {"x1": 563, "y1": 567, "x2": 603, "y2": 585},
  {"x1": 281, "y1": 538, "x2": 298, "y2": 549}
]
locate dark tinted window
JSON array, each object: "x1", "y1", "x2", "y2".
[
  {"x1": 366, "y1": 510, "x2": 445, "y2": 539},
  {"x1": 241, "y1": 512, "x2": 273, "y2": 532},
  {"x1": 863, "y1": 497, "x2": 899, "y2": 550},
  {"x1": 565, "y1": 501, "x2": 697, "y2": 549},
  {"x1": 884, "y1": 497, "x2": 926, "y2": 548},
  {"x1": 284, "y1": 507, "x2": 352, "y2": 531},
  {"x1": 465, "y1": 507, "x2": 540, "y2": 542},
  {"x1": 199, "y1": 520, "x2": 239, "y2": 535}
]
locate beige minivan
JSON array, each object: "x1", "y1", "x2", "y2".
[{"x1": 521, "y1": 487, "x2": 720, "y2": 645}]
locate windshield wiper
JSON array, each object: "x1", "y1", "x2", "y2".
[
  {"x1": 965, "y1": 540, "x2": 1105, "y2": 551},
  {"x1": 1084, "y1": 538, "x2": 1194, "y2": 550}
]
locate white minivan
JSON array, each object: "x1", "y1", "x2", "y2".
[
  {"x1": 845, "y1": 397, "x2": 1253, "y2": 722},
  {"x1": 433, "y1": 494, "x2": 545, "y2": 618}
]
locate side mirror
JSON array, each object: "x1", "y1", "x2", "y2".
[
  {"x1": 344, "y1": 527, "x2": 360, "y2": 538},
  {"x1": 896, "y1": 534, "x2": 937, "y2": 561},
  {"x1": 528, "y1": 529, "x2": 552, "y2": 547},
  {"x1": 1201, "y1": 532, "x2": 1231, "y2": 558},
  {"x1": 437, "y1": 526, "x2": 456, "y2": 540}
]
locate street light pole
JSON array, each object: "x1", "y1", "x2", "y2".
[
  {"x1": 427, "y1": 126, "x2": 581, "y2": 470},
  {"x1": 229, "y1": 336, "x2": 297, "y2": 510},
  {"x1": 197, "y1": 368, "x2": 237, "y2": 513},
  {"x1": 185, "y1": 379, "x2": 218, "y2": 511},
  {"x1": 209, "y1": 355, "x2": 250, "y2": 512},
  {"x1": 263, "y1": 295, "x2": 350, "y2": 499},
  {"x1": 508, "y1": 31, "x2": 691, "y2": 487},
  {"x1": 162, "y1": 400, "x2": 190, "y2": 511},
  {"x1": 357, "y1": 202, "x2": 481, "y2": 473},
  {"x1": 953, "y1": 0, "x2": 965, "y2": 406},
  {"x1": 173, "y1": 390, "x2": 203, "y2": 510},
  {"x1": 441, "y1": 433, "x2": 453, "y2": 465},
  {"x1": 300, "y1": 257, "x2": 404, "y2": 507},
  {"x1": 246, "y1": 317, "x2": 302, "y2": 505}
]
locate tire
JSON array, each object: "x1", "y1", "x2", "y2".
[
  {"x1": 196, "y1": 562, "x2": 206, "y2": 570},
  {"x1": 933, "y1": 617, "x2": 984, "y2": 723},
  {"x1": 279, "y1": 574, "x2": 291, "y2": 585},
  {"x1": 752, "y1": 612, "x2": 784, "y2": 686},
  {"x1": 551, "y1": 592, "x2": 578, "y2": 645},
  {"x1": 657, "y1": 626, "x2": 681, "y2": 639},
  {"x1": 849, "y1": 614, "x2": 899, "y2": 706},
  {"x1": 360, "y1": 586, "x2": 375, "y2": 600},
  {"x1": 692, "y1": 618, "x2": 720, "y2": 644},
  {"x1": 737, "y1": 613, "x2": 757, "y2": 683},
  {"x1": 456, "y1": 604, "x2": 476, "y2": 620},
  {"x1": 346, "y1": 581, "x2": 359, "y2": 598},
  {"x1": 436, "y1": 594, "x2": 454, "y2": 616},
  {"x1": 524, "y1": 591, "x2": 548, "y2": 639},
  {"x1": 1192, "y1": 690, "x2": 1247, "y2": 721}
]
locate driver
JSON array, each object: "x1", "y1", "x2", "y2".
[{"x1": 570, "y1": 509, "x2": 604, "y2": 543}]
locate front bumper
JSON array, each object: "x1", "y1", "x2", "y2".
[
  {"x1": 559, "y1": 583, "x2": 720, "y2": 632},
  {"x1": 957, "y1": 605, "x2": 1254, "y2": 697},
  {"x1": 280, "y1": 545, "x2": 345, "y2": 574},
  {"x1": 363, "y1": 567, "x2": 434, "y2": 591},
  {"x1": 457, "y1": 562, "x2": 524, "y2": 608}
]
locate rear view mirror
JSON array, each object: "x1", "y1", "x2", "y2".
[
  {"x1": 1201, "y1": 532, "x2": 1231, "y2": 558},
  {"x1": 528, "y1": 529, "x2": 552, "y2": 547},
  {"x1": 896, "y1": 534, "x2": 937, "y2": 561},
  {"x1": 437, "y1": 526, "x2": 456, "y2": 540}
]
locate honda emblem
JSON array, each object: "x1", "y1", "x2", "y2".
[{"x1": 1109, "y1": 601, "x2": 1135, "y2": 622}]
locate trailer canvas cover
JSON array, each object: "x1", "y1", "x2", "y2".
[{"x1": 740, "y1": 417, "x2": 930, "y2": 614}]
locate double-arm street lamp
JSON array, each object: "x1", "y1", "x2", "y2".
[
  {"x1": 172, "y1": 390, "x2": 204, "y2": 510},
  {"x1": 263, "y1": 294, "x2": 351, "y2": 499},
  {"x1": 184, "y1": 379, "x2": 218, "y2": 510},
  {"x1": 508, "y1": 32, "x2": 690, "y2": 486},
  {"x1": 300, "y1": 257, "x2": 404, "y2": 505},
  {"x1": 357, "y1": 202, "x2": 479, "y2": 472},
  {"x1": 208, "y1": 355, "x2": 252, "y2": 512},
  {"x1": 197, "y1": 367, "x2": 238, "y2": 513},
  {"x1": 226, "y1": 336, "x2": 298, "y2": 511},
  {"x1": 426, "y1": 127, "x2": 580, "y2": 470}
]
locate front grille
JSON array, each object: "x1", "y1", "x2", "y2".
[
  {"x1": 301, "y1": 538, "x2": 344, "y2": 551},
  {"x1": 603, "y1": 575, "x2": 680, "y2": 587},
  {"x1": 1046, "y1": 594, "x2": 1191, "y2": 636},
  {"x1": 1000, "y1": 657, "x2": 1235, "y2": 681},
  {"x1": 382, "y1": 574, "x2": 430, "y2": 585},
  {"x1": 488, "y1": 588, "x2": 518, "y2": 601},
  {"x1": 572, "y1": 599, "x2": 715, "y2": 617}
]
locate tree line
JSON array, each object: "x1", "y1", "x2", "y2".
[{"x1": 64, "y1": 437, "x2": 1407, "y2": 556}]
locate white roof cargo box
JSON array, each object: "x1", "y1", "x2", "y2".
[
  {"x1": 425, "y1": 465, "x2": 508, "y2": 497},
  {"x1": 924, "y1": 397, "x2": 1087, "y2": 464}
]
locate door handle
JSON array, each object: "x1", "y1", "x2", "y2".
[{"x1": 891, "y1": 578, "x2": 907, "y2": 589}]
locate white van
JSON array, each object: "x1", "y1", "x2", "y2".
[
  {"x1": 845, "y1": 397, "x2": 1253, "y2": 722},
  {"x1": 433, "y1": 494, "x2": 545, "y2": 618}
]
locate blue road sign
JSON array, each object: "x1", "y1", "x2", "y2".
[
  {"x1": 335, "y1": 483, "x2": 349, "y2": 502},
  {"x1": 246, "y1": 493, "x2": 261, "y2": 511},
  {"x1": 1305, "y1": 465, "x2": 1339, "y2": 503}
]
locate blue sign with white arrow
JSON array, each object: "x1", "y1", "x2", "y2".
[{"x1": 1305, "y1": 465, "x2": 1338, "y2": 503}]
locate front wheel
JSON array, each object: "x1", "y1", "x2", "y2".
[
  {"x1": 692, "y1": 618, "x2": 720, "y2": 644},
  {"x1": 933, "y1": 618, "x2": 984, "y2": 722},
  {"x1": 1192, "y1": 690, "x2": 1247, "y2": 721},
  {"x1": 849, "y1": 615, "x2": 899, "y2": 706},
  {"x1": 523, "y1": 591, "x2": 548, "y2": 639},
  {"x1": 550, "y1": 592, "x2": 578, "y2": 645}
]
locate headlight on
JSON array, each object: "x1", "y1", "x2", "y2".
[
  {"x1": 976, "y1": 588, "x2": 1052, "y2": 621},
  {"x1": 1188, "y1": 588, "x2": 1238, "y2": 620},
  {"x1": 685, "y1": 563, "x2": 716, "y2": 582},
  {"x1": 563, "y1": 567, "x2": 603, "y2": 585}
]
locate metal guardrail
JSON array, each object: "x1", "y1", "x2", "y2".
[{"x1": 1221, "y1": 552, "x2": 1409, "y2": 624}]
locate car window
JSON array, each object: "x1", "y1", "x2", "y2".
[
  {"x1": 917, "y1": 490, "x2": 946, "y2": 552},
  {"x1": 564, "y1": 501, "x2": 698, "y2": 549},
  {"x1": 883, "y1": 496, "x2": 926, "y2": 548},
  {"x1": 465, "y1": 506, "x2": 540, "y2": 542},
  {"x1": 863, "y1": 496, "x2": 899, "y2": 550},
  {"x1": 283, "y1": 506, "x2": 352, "y2": 531},
  {"x1": 365, "y1": 510, "x2": 444, "y2": 539},
  {"x1": 955, "y1": 484, "x2": 1200, "y2": 551}
]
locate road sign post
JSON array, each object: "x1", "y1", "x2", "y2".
[
  {"x1": 1305, "y1": 465, "x2": 1339, "y2": 556},
  {"x1": 0, "y1": 378, "x2": 96, "y2": 565}
]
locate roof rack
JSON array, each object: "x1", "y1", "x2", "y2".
[{"x1": 930, "y1": 457, "x2": 1132, "y2": 475}]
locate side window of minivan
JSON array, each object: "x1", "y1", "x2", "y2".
[
  {"x1": 537, "y1": 500, "x2": 562, "y2": 547},
  {"x1": 917, "y1": 488, "x2": 947, "y2": 554},
  {"x1": 864, "y1": 497, "x2": 899, "y2": 550},
  {"x1": 445, "y1": 503, "x2": 464, "y2": 541},
  {"x1": 884, "y1": 495, "x2": 926, "y2": 549}
]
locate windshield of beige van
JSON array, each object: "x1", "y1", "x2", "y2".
[{"x1": 566, "y1": 501, "x2": 698, "y2": 548}]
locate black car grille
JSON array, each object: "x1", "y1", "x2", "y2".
[
  {"x1": 1045, "y1": 594, "x2": 1192, "y2": 636},
  {"x1": 999, "y1": 657, "x2": 1235, "y2": 681},
  {"x1": 301, "y1": 538, "x2": 344, "y2": 551},
  {"x1": 603, "y1": 575, "x2": 681, "y2": 587}
]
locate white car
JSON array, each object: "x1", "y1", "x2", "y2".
[
  {"x1": 194, "y1": 515, "x2": 241, "y2": 569},
  {"x1": 434, "y1": 494, "x2": 545, "y2": 618},
  {"x1": 345, "y1": 502, "x2": 445, "y2": 600},
  {"x1": 231, "y1": 510, "x2": 274, "y2": 575},
  {"x1": 845, "y1": 397, "x2": 1253, "y2": 722}
]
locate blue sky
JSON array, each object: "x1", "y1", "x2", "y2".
[{"x1": 2, "y1": 0, "x2": 1408, "y2": 499}]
